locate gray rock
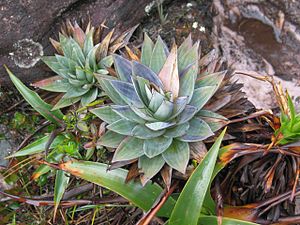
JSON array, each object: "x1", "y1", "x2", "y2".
[
  {"x1": 212, "y1": 0, "x2": 300, "y2": 109},
  {"x1": 0, "y1": 0, "x2": 153, "y2": 86}
]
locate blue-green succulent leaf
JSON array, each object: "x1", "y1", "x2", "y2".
[
  {"x1": 141, "y1": 33, "x2": 154, "y2": 66},
  {"x1": 112, "y1": 105, "x2": 145, "y2": 123},
  {"x1": 90, "y1": 106, "x2": 122, "y2": 124},
  {"x1": 112, "y1": 137, "x2": 144, "y2": 162},
  {"x1": 178, "y1": 118, "x2": 213, "y2": 142},
  {"x1": 132, "y1": 61, "x2": 163, "y2": 88},
  {"x1": 149, "y1": 36, "x2": 169, "y2": 74},
  {"x1": 113, "y1": 54, "x2": 132, "y2": 83},
  {"x1": 139, "y1": 155, "x2": 165, "y2": 185},
  {"x1": 162, "y1": 140, "x2": 189, "y2": 173},
  {"x1": 145, "y1": 121, "x2": 175, "y2": 131},
  {"x1": 143, "y1": 136, "x2": 173, "y2": 158},
  {"x1": 98, "y1": 130, "x2": 125, "y2": 148},
  {"x1": 107, "y1": 119, "x2": 138, "y2": 135},
  {"x1": 132, "y1": 125, "x2": 165, "y2": 139}
]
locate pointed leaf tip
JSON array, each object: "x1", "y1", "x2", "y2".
[{"x1": 158, "y1": 43, "x2": 179, "y2": 98}]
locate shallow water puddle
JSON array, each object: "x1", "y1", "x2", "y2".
[{"x1": 230, "y1": 17, "x2": 300, "y2": 80}]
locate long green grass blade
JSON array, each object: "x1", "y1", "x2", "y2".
[
  {"x1": 5, "y1": 66, "x2": 64, "y2": 125},
  {"x1": 7, "y1": 135, "x2": 65, "y2": 158},
  {"x1": 198, "y1": 215, "x2": 258, "y2": 225},
  {"x1": 53, "y1": 170, "x2": 70, "y2": 219},
  {"x1": 169, "y1": 128, "x2": 227, "y2": 225},
  {"x1": 58, "y1": 160, "x2": 176, "y2": 217}
]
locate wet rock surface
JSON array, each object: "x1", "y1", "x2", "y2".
[
  {"x1": 212, "y1": 0, "x2": 300, "y2": 109},
  {"x1": 0, "y1": 0, "x2": 153, "y2": 86}
]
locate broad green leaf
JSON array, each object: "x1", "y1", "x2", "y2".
[
  {"x1": 96, "y1": 75, "x2": 125, "y2": 106},
  {"x1": 158, "y1": 44, "x2": 179, "y2": 98},
  {"x1": 169, "y1": 96, "x2": 188, "y2": 120},
  {"x1": 59, "y1": 34, "x2": 72, "y2": 58},
  {"x1": 178, "y1": 41, "x2": 199, "y2": 73},
  {"x1": 164, "y1": 123, "x2": 190, "y2": 138},
  {"x1": 194, "y1": 71, "x2": 226, "y2": 89},
  {"x1": 6, "y1": 67, "x2": 64, "y2": 125},
  {"x1": 113, "y1": 55, "x2": 132, "y2": 83},
  {"x1": 149, "y1": 36, "x2": 168, "y2": 74},
  {"x1": 178, "y1": 34, "x2": 193, "y2": 59},
  {"x1": 162, "y1": 140, "x2": 189, "y2": 173},
  {"x1": 83, "y1": 28, "x2": 94, "y2": 56},
  {"x1": 32, "y1": 76, "x2": 69, "y2": 92},
  {"x1": 58, "y1": 160, "x2": 176, "y2": 217},
  {"x1": 63, "y1": 86, "x2": 90, "y2": 98},
  {"x1": 99, "y1": 55, "x2": 114, "y2": 68},
  {"x1": 85, "y1": 44, "x2": 98, "y2": 71},
  {"x1": 107, "y1": 119, "x2": 137, "y2": 135},
  {"x1": 53, "y1": 170, "x2": 70, "y2": 218},
  {"x1": 132, "y1": 61, "x2": 163, "y2": 88},
  {"x1": 98, "y1": 131, "x2": 125, "y2": 148},
  {"x1": 112, "y1": 137, "x2": 144, "y2": 162},
  {"x1": 7, "y1": 135, "x2": 65, "y2": 158},
  {"x1": 67, "y1": 77, "x2": 85, "y2": 87},
  {"x1": 203, "y1": 163, "x2": 225, "y2": 213},
  {"x1": 132, "y1": 76, "x2": 151, "y2": 105},
  {"x1": 112, "y1": 105, "x2": 145, "y2": 123},
  {"x1": 55, "y1": 55, "x2": 77, "y2": 71},
  {"x1": 42, "y1": 56, "x2": 68, "y2": 78},
  {"x1": 75, "y1": 68, "x2": 86, "y2": 80},
  {"x1": 70, "y1": 38, "x2": 85, "y2": 66},
  {"x1": 52, "y1": 96, "x2": 81, "y2": 110},
  {"x1": 198, "y1": 215, "x2": 258, "y2": 225},
  {"x1": 148, "y1": 90, "x2": 165, "y2": 112},
  {"x1": 146, "y1": 121, "x2": 175, "y2": 131},
  {"x1": 141, "y1": 33, "x2": 154, "y2": 66},
  {"x1": 179, "y1": 118, "x2": 214, "y2": 142},
  {"x1": 130, "y1": 107, "x2": 157, "y2": 122},
  {"x1": 139, "y1": 155, "x2": 165, "y2": 185},
  {"x1": 110, "y1": 79, "x2": 144, "y2": 108},
  {"x1": 143, "y1": 136, "x2": 173, "y2": 158},
  {"x1": 197, "y1": 110, "x2": 228, "y2": 132},
  {"x1": 190, "y1": 86, "x2": 218, "y2": 111},
  {"x1": 153, "y1": 100, "x2": 174, "y2": 121},
  {"x1": 179, "y1": 64, "x2": 197, "y2": 103},
  {"x1": 177, "y1": 105, "x2": 198, "y2": 124},
  {"x1": 80, "y1": 88, "x2": 98, "y2": 106},
  {"x1": 90, "y1": 106, "x2": 122, "y2": 124},
  {"x1": 132, "y1": 124, "x2": 166, "y2": 139},
  {"x1": 169, "y1": 128, "x2": 226, "y2": 225},
  {"x1": 287, "y1": 93, "x2": 296, "y2": 123}
]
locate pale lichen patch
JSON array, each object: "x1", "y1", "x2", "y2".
[{"x1": 9, "y1": 39, "x2": 44, "y2": 69}]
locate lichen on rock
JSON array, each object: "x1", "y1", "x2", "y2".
[{"x1": 9, "y1": 39, "x2": 43, "y2": 69}]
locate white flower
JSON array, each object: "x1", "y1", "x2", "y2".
[
  {"x1": 192, "y1": 22, "x2": 198, "y2": 29},
  {"x1": 199, "y1": 26, "x2": 206, "y2": 32}
]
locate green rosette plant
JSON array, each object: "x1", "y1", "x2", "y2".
[
  {"x1": 274, "y1": 93, "x2": 300, "y2": 145},
  {"x1": 33, "y1": 21, "x2": 137, "y2": 109},
  {"x1": 91, "y1": 34, "x2": 227, "y2": 184}
]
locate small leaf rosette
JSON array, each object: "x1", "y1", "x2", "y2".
[
  {"x1": 91, "y1": 34, "x2": 226, "y2": 184},
  {"x1": 33, "y1": 21, "x2": 136, "y2": 109}
]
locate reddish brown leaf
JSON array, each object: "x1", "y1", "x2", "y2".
[
  {"x1": 160, "y1": 165, "x2": 172, "y2": 190},
  {"x1": 31, "y1": 76, "x2": 62, "y2": 88},
  {"x1": 73, "y1": 21, "x2": 86, "y2": 48}
]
